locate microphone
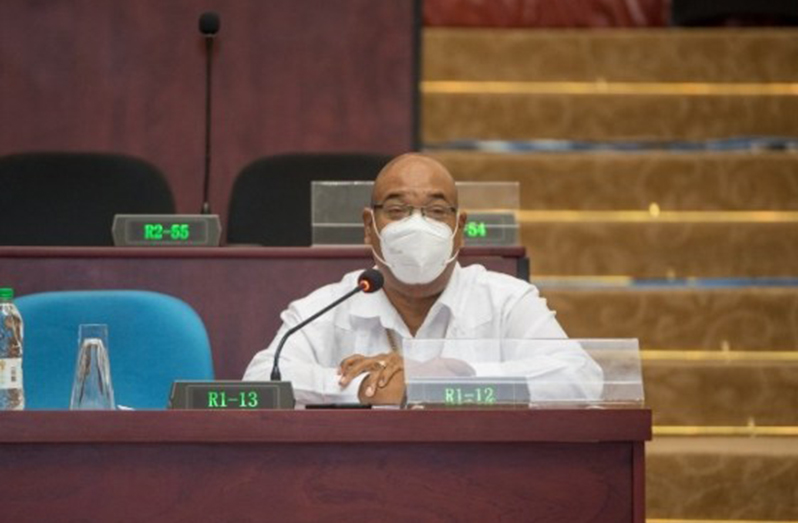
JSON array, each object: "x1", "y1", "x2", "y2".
[
  {"x1": 270, "y1": 269, "x2": 384, "y2": 381},
  {"x1": 199, "y1": 12, "x2": 220, "y2": 214},
  {"x1": 199, "y1": 12, "x2": 220, "y2": 35}
]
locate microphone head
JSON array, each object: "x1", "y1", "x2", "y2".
[
  {"x1": 199, "y1": 12, "x2": 220, "y2": 36},
  {"x1": 358, "y1": 269, "x2": 384, "y2": 294}
]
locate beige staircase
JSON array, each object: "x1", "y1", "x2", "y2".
[
  {"x1": 424, "y1": 27, "x2": 798, "y2": 522},
  {"x1": 423, "y1": 29, "x2": 798, "y2": 141}
]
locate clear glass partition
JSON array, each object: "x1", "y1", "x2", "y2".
[
  {"x1": 401, "y1": 338, "x2": 643, "y2": 409},
  {"x1": 456, "y1": 181, "x2": 519, "y2": 210},
  {"x1": 311, "y1": 181, "x2": 520, "y2": 246},
  {"x1": 311, "y1": 181, "x2": 372, "y2": 245}
]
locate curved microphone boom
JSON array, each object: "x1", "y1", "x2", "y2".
[
  {"x1": 199, "y1": 12, "x2": 220, "y2": 214},
  {"x1": 270, "y1": 269, "x2": 384, "y2": 381}
]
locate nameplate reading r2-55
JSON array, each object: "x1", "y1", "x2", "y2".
[{"x1": 112, "y1": 214, "x2": 222, "y2": 247}]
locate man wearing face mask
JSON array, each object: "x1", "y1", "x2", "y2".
[{"x1": 243, "y1": 153, "x2": 582, "y2": 405}]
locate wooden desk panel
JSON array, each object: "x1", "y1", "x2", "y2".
[
  {"x1": 0, "y1": 409, "x2": 650, "y2": 522},
  {"x1": 0, "y1": 246, "x2": 525, "y2": 379}
]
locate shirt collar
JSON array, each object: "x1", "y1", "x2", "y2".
[
  {"x1": 346, "y1": 284, "x2": 403, "y2": 332},
  {"x1": 347, "y1": 264, "x2": 464, "y2": 330}
]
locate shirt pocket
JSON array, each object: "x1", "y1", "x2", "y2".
[{"x1": 328, "y1": 325, "x2": 386, "y2": 364}]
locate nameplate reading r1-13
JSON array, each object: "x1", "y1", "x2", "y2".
[{"x1": 168, "y1": 381, "x2": 295, "y2": 410}]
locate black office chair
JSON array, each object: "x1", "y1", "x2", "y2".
[
  {"x1": 227, "y1": 152, "x2": 392, "y2": 246},
  {"x1": 0, "y1": 152, "x2": 175, "y2": 246}
]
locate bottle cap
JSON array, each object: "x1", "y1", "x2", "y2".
[{"x1": 0, "y1": 288, "x2": 14, "y2": 300}]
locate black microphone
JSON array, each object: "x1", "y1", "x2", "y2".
[
  {"x1": 199, "y1": 12, "x2": 220, "y2": 35},
  {"x1": 199, "y1": 12, "x2": 220, "y2": 214},
  {"x1": 270, "y1": 269, "x2": 384, "y2": 381}
]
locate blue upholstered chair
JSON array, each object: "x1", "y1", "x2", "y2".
[{"x1": 16, "y1": 290, "x2": 214, "y2": 409}]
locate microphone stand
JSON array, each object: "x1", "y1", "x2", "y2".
[
  {"x1": 269, "y1": 269, "x2": 382, "y2": 381},
  {"x1": 270, "y1": 286, "x2": 364, "y2": 381},
  {"x1": 200, "y1": 21, "x2": 216, "y2": 214}
]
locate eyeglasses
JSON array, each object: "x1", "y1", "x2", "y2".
[{"x1": 372, "y1": 202, "x2": 457, "y2": 222}]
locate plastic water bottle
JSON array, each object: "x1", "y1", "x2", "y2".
[{"x1": 0, "y1": 287, "x2": 24, "y2": 410}]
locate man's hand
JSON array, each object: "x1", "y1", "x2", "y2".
[
  {"x1": 358, "y1": 368, "x2": 405, "y2": 405},
  {"x1": 339, "y1": 352, "x2": 404, "y2": 405}
]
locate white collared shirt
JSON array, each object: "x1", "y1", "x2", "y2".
[{"x1": 243, "y1": 263, "x2": 595, "y2": 405}]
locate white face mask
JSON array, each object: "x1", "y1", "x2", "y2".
[{"x1": 370, "y1": 210, "x2": 459, "y2": 285}]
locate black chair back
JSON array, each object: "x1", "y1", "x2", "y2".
[
  {"x1": 0, "y1": 152, "x2": 175, "y2": 246},
  {"x1": 671, "y1": 0, "x2": 798, "y2": 25},
  {"x1": 227, "y1": 153, "x2": 392, "y2": 246}
]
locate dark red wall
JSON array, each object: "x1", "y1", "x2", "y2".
[{"x1": 0, "y1": 1, "x2": 417, "y2": 222}]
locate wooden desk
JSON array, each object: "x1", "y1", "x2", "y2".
[
  {"x1": 0, "y1": 246, "x2": 526, "y2": 379},
  {"x1": 0, "y1": 408, "x2": 650, "y2": 522}
]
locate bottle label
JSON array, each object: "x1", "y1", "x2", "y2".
[{"x1": 0, "y1": 358, "x2": 23, "y2": 390}]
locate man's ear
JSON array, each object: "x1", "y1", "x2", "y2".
[
  {"x1": 454, "y1": 210, "x2": 467, "y2": 248},
  {"x1": 457, "y1": 210, "x2": 468, "y2": 231},
  {"x1": 363, "y1": 207, "x2": 375, "y2": 246}
]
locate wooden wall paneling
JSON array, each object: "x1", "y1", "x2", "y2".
[{"x1": 0, "y1": 1, "x2": 418, "y2": 228}]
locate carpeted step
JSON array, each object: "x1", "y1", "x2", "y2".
[
  {"x1": 646, "y1": 436, "x2": 798, "y2": 521},
  {"x1": 520, "y1": 221, "x2": 798, "y2": 277},
  {"x1": 424, "y1": 29, "x2": 798, "y2": 83},
  {"x1": 423, "y1": 91, "x2": 798, "y2": 142},
  {"x1": 644, "y1": 356, "x2": 798, "y2": 426},
  {"x1": 544, "y1": 286, "x2": 798, "y2": 426},
  {"x1": 542, "y1": 286, "x2": 798, "y2": 351},
  {"x1": 430, "y1": 150, "x2": 798, "y2": 211}
]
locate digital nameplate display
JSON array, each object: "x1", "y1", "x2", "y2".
[
  {"x1": 462, "y1": 212, "x2": 517, "y2": 247},
  {"x1": 406, "y1": 378, "x2": 530, "y2": 408},
  {"x1": 112, "y1": 214, "x2": 222, "y2": 247},
  {"x1": 168, "y1": 380, "x2": 295, "y2": 410}
]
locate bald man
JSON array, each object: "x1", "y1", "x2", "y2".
[{"x1": 244, "y1": 153, "x2": 597, "y2": 405}]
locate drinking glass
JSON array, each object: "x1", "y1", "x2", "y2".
[{"x1": 70, "y1": 324, "x2": 116, "y2": 410}]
